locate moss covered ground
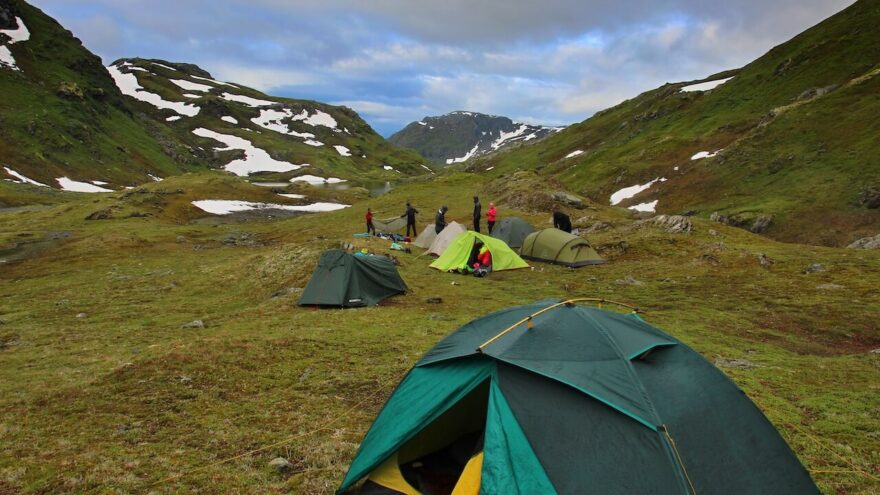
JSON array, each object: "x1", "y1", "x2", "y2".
[{"x1": 0, "y1": 172, "x2": 878, "y2": 494}]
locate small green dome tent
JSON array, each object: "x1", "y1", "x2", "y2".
[
  {"x1": 489, "y1": 216, "x2": 535, "y2": 249},
  {"x1": 429, "y1": 231, "x2": 529, "y2": 272},
  {"x1": 338, "y1": 300, "x2": 819, "y2": 494},
  {"x1": 298, "y1": 250, "x2": 407, "y2": 307},
  {"x1": 520, "y1": 228, "x2": 604, "y2": 267}
]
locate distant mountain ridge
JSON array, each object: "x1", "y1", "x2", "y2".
[{"x1": 389, "y1": 111, "x2": 561, "y2": 165}]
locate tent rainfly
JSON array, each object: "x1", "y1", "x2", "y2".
[
  {"x1": 412, "y1": 224, "x2": 437, "y2": 249},
  {"x1": 489, "y1": 216, "x2": 535, "y2": 249},
  {"x1": 429, "y1": 231, "x2": 528, "y2": 272},
  {"x1": 424, "y1": 221, "x2": 467, "y2": 257},
  {"x1": 338, "y1": 299, "x2": 820, "y2": 495},
  {"x1": 373, "y1": 216, "x2": 408, "y2": 234},
  {"x1": 520, "y1": 228, "x2": 604, "y2": 267},
  {"x1": 298, "y1": 250, "x2": 407, "y2": 307}
]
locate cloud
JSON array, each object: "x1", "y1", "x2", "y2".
[{"x1": 30, "y1": 0, "x2": 855, "y2": 136}]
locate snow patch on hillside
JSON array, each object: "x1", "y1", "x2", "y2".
[
  {"x1": 192, "y1": 128, "x2": 305, "y2": 176},
  {"x1": 334, "y1": 145, "x2": 352, "y2": 157},
  {"x1": 691, "y1": 150, "x2": 720, "y2": 160},
  {"x1": 565, "y1": 150, "x2": 584, "y2": 159},
  {"x1": 108, "y1": 64, "x2": 200, "y2": 117},
  {"x1": 290, "y1": 175, "x2": 346, "y2": 185},
  {"x1": 0, "y1": 17, "x2": 31, "y2": 71},
  {"x1": 57, "y1": 177, "x2": 113, "y2": 193},
  {"x1": 491, "y1": 125, "x2": 529, "y2": 150},
  {"x1": 192, "y1": 200, "x2": 349, "y2": 215},
  {"x1": 4, "y1": 167, "x2": 47, "y2": 186},
  {"x1": 222, "y1": 92, "x2": 274, "y2": 107},
  {"x1": 170, "y1": 79, "x2": 213, "y2": 92},
  {"x1": 610, "y1": 178, "x2": 666, "y2": 205},
  {"x1": 251, "y1": 109, "x2": 317, "y2": 139},
  {"x1": 681, "y1": 77, "x2": 734, "y2": 93},
  {"x1": 446, "y1": 144, "x2": 479, "y2": 164},
  {"x1": 151, "y1": 62, "x2": 178, "y2": 72},
  {"x1": 166, "y1": 116, "x2": 181, "y2": 122},
  {"x1": 221, "y1": 116, "x2": 238, "y2": 124},
  {"x1": 629, "y1": 200, "x2": 659, "y2": 212},
  {"x1": 278, "y1": 193, "x2": 306, "y2": 199},
  {"x1": 291, "y1": 109, "x2": 338, "y2": 129},
  {"x1": 192, "y1": 75, "x2": 236, "y2": 87}
]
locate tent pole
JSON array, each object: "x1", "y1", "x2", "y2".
[{"x1": 476, "y1": 298, "x2": 640, "y2": 352}]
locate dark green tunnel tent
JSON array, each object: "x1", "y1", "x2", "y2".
[
  {"x1": 339, "y1": 300, "x2": 819, "y2": 495},
  {"x1": 489, "y1": 216, "x2": 535, "y2": 249},
  {"x1": 298, "y1": 250, "x2": 407, "y2": 307},
  {"x1": 520, "y1": 228, "x2": 604, "y2": 267}
]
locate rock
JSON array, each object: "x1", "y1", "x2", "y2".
[
  {"x1": 85, "y1": 208, "x2": 116, "y2": 220},
  {"x1": 552, "y1": 191, "x2": 584, "y2": 208},
  {"x1": 816, "y1": 283, "x2": 844, "y2": 290},
  {"x1": 584, "y1": 221, "x2": 611, "y2": 233},
  {"x1": 847, "y1": 234, "x2": 880, "y2": 249},
  {"x1": 708, "y1": 229, "x2": 719, "y2": 237},
  {"x1": 757, "y1": 253, "x2": 774, "y2": 269},
  {"x1": 869, "y1": 348, "x2": 880, "y2": 355},
  {"x1": 573, "y1": 216, "x2": 594, "y2": 228},
  {"x1": 802, "y1": 263, "x2": 826, "y2": 274},
  {"x1": 269, "y1": 457, "x2": 294, "y2": 474},
  {"x1": 714, "y1": 357, "x2": 760, "y2": 369},
  {"x1": 644, "y1": 214, "x2": 692, "y2": 234},
  {"x1": 597, "y1": 241, "x2": 629, "y2": 256},
  {"x1": 55, "y1": 299, "x2": 68, "y2": 307},
  {"x1": 615, "y1": 276, "x2": 643, "y2": 286},
  {"x1": 709, "y1": 212, "x2": 730, "y2": 225},
  {"x1": 425, "y1": 297, "x2": 443, "y2": 304},
  {"x1": 750, "y1": 215, "x2": 773, "y2": 234},
  {"x1": 181, "y1": 319, "x2": 205, "y2": 329},
  {"x1": 57, "y1": 81, "x2": 85, "y2": 99},
  {"x1": 76, "y1": 313, "x2": 88, "y2": 319},
  {"x1": 857, "y1": 186, "x2": 880, "y2": 209}
]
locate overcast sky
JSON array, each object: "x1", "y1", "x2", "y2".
[{"x1": 32, "y1": 0, "x2": 853, "y2": 136}]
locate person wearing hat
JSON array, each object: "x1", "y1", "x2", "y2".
[
  {"x1": 435, "y1": 205, "x2": 448, "y2": 234},
  {"x1": 472, "y1": 196, "x2": 482, "y2": 233},
  {"x1": 487, "y1": 202, "x2": 497, "y2": 234}
]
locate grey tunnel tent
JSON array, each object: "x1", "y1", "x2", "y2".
[
  {"x1": 489, "y1": 216, "x2": 535, "y2": 249},
  {"x1": 339, "y1": 299, "x2": 819, "y2": 494},
  {"x1": 520, "y1": 228, "x2": 605, "y2": 267},
  {"x1": 298, "y1": 250, "x2": 407, "y2": 307}
]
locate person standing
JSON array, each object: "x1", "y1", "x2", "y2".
[
  {"x1": 472, "y1": 196, "x2": 482, "y2": 233},
  {"x1": 487, "y1": 202, "x2": 497, "y2": 234},
  {"x1": 435, "y1": 205, "x2": 448, "y2": 234},
  {"x1": 365, "y1": 207, "x2": 375, "y2": 235},
  {"x1": 553, "y1": 211, "x2": 572, "y2": 233},
  {"x1": 400, "y1": 202, "x2": 419, "y2": 237}
]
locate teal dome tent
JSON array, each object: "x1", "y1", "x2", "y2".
[{"x1": 338, "y1": 299, "x2": 819, "y2": 494}]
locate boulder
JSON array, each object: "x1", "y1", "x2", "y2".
[
  {"x1": 847, "y1": 234, "x2": 880, "y2": 249},
  {"x1": 757, "y1": 253, "x2": 774, "y2": 269},
  {"x1": 182, "y1": 319, "x2": 206, "y2": 329},
  {"x1": 644, "y1": 215, "x2": 692, "y2": 234},
  {"x1": 858, "y1": 186, "x2": 880, "y2": 209},
  {"x1": 802, "y1": 263, "x2": 826, "y2": 274},
  {"x1": 269, "y1": 457, "x2": 294, "y2": 474},
  {"x1": 750, "y1": 215, "x2": 773, "y2": 234}
]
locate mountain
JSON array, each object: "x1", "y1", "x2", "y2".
[
  {"x1": 472, "y1": 0, "x2": 880, "y2": 247},
  {"x1": 389, "y1": 111, "x2": 561, "y2": 165},
  {"x1": 0, "y1": 0, "x2": 431, "y2": 194}
]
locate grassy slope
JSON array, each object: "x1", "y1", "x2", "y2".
[
  {"x1": 0, "y1": 0, "x2": 187, "y2": 186},
  {"x1": 0, "y1": 173, "x2": 878, "y2": 494},
  {"x1": 478, "y1": 0, "x2": 880, "y2": 246}
]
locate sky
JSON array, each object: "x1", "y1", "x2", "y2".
[{"x1": 31, "y1": 0, "x2": 854, "y2": 136}]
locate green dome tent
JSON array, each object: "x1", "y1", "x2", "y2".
[
  {"x1": 489, "y1": 216, "x2": 535, "y2": 249},
  {"x1": 520, "y1": 228, "x2": 604, "y2": 267},
  {"x1": 298, "y1": 250, "x2": 407, "y2": 307},
  {"x1": 429, "y1": 231, "x2": 528, "y2": 272},
  {"x1": 338, "y1": 300, "x2": 819, "y2": 495}
]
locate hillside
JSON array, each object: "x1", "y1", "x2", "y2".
[
  {"x1": 474, "y1": 0, "x2": 880, "y2": 247},
  {"x1": 389, "y1": 111, "x2": 560, "y2": 164},
  {"x1": 0, "y1": 0, "x2": 431, "y2": 198}
]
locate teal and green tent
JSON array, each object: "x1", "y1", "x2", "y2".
[
  {"x1": 429, "y1": 231, "x2": 528, "y2": 272},
  {"x1": 298, "y1": 250, "x2": 407, "y2": 307},
  {"x1": 520, "y1": 228, "x2": 604, "y2": 267},
  {"x1": 489, "y1": 216, "x2": 535, "y2": 249},
  {"x1": 338, "y1": 299, "x2": 819, "y2": 494}
]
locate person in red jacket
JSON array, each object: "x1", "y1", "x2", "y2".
[
  {"x1": 365, "y1": 207, "x2": 375, "y2": 235},
  {"x1": 473, "y1": 244, "x2": 492, "y2": 277},
  {"x1": 486, "y1": 202, "x2": 498, "y2": 234}
]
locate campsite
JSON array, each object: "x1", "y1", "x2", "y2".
[{"x1": 1, "y1": 0, "x2": 879, "y2": 493}]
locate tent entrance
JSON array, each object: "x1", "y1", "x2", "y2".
[{"x1": 363, "y1": 380, "x2": 490, "y2": 495}]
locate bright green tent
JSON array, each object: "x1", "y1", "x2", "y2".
[
  {"x1": 429, "y1": 231, "x2": 528, "y2": 272},
  {"x1": 338, "y1": 300, "x2": 820, "y2": 494},
  {"x1": 489, "y1": 216, "x2": 535, "y2": 249},
  {"x1": 520, "y1": 228, "x2": 604, "y2": 267},
  {"x1": 298, "y1": 250, "x2": 407, "y2": 307}
]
